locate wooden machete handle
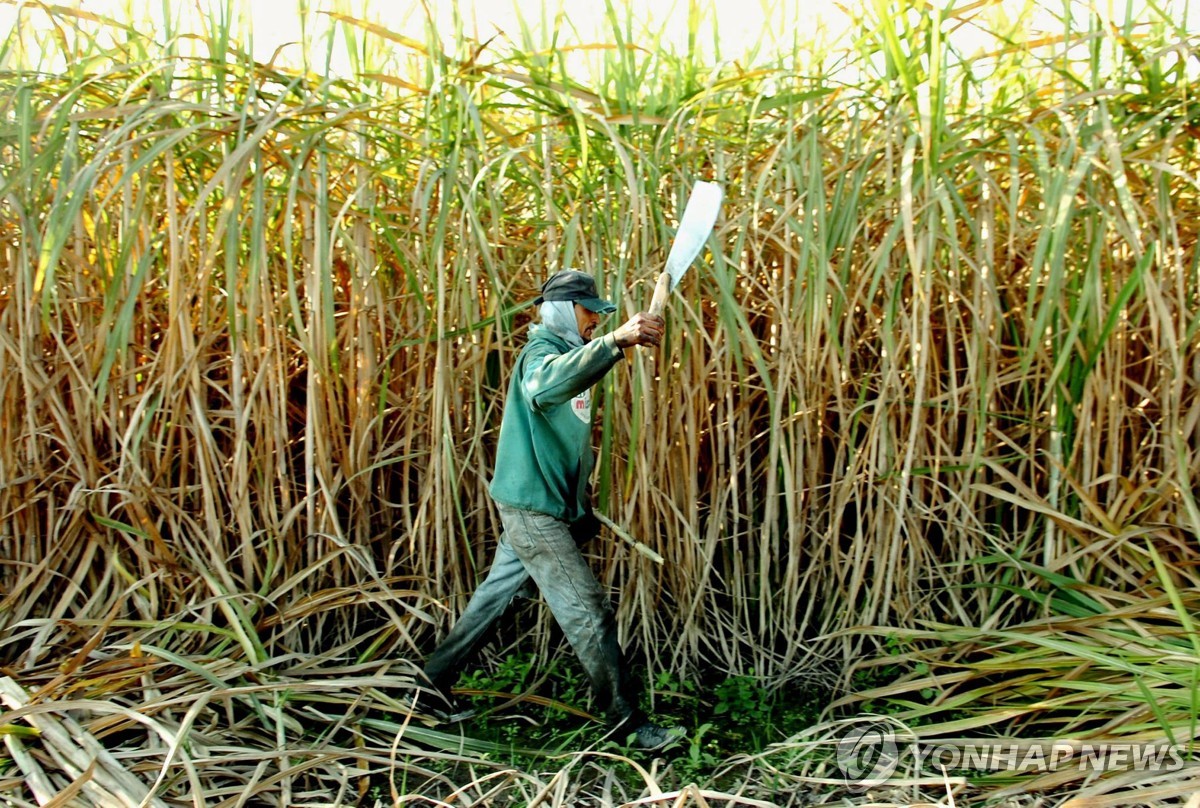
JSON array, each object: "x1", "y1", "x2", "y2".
[
  {"x1": 647, "y1": 269, "x2": 673, "y2": 319},
  {"x1": 622, "y1": 269, "x2": 673, "y2": 360}
]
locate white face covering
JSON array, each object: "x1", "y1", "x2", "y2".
[{"x1": 538, "y1": 300, "x2": 585, "y2": 348}]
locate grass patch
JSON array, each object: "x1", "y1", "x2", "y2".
[{"x1": 433, "y1": 651, "x2": 829, "y2": 791}]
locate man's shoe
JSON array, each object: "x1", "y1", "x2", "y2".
[
  {"x1": 628, "y1": 721, "x2": 684, "y2": 751},
  {"x1": 429, "y1": 701, "x2": 477, "y2": 724},
  {"x1": 399, "y1": 689, "x2": 476, "y2": 725}
]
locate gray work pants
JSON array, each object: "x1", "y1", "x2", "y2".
[{"x1": 423, "y1": 503, "x2": 638, "y2": 724}]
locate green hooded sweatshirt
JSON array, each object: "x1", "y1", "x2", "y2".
[{"x1": 489, "y1": 326, "x2": 623, "y2": 522}]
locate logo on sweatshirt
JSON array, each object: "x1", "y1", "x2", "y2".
[{"x1": 571, "y1": 390, "x2": 591, "y2": 423}]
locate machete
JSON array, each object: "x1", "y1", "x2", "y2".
[{"x1": 648, "y1": 180, "x2": 723, "y2": 318}]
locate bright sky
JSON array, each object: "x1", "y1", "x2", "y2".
[
  {"x1": 259, "y1": 0, "x2": 851, "y2": 63},
  {"x1": 2, "y1": 0, "x2": 1196, "y2": 76}
]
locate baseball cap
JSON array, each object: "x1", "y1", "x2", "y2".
[{"x1": 533, "y1": 270, "x2": 617, "y2": 314}]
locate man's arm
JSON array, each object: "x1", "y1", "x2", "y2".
[
  {"x1": 523, "y1": 335, "x2": 621, "y2": 409},
  {"x1": 524, "y1": 313, "x2": 664, "y2": 409}
]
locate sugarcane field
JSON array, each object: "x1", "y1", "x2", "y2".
[{"x1": 0, "y1": 0, "x2": 1198, "y2": 805}]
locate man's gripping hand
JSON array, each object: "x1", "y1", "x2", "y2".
[
  {"x1": 569, "y1": 510, "x2": 602, "y2": 545},
  {"x1": 611, "y1": 313, "x2": 665, "y2": 348}
]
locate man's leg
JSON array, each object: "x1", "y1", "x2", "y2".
[
  {"x1": 495, "y1": 504, "x2": 639, "y2": 724},
  {"x1": 423, "y1": 534, "x2": 530, "y2": 696}
]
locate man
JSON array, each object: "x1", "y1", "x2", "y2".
[{"x1": 421, "y1": 269, "x2": 678, "y2": 750}]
